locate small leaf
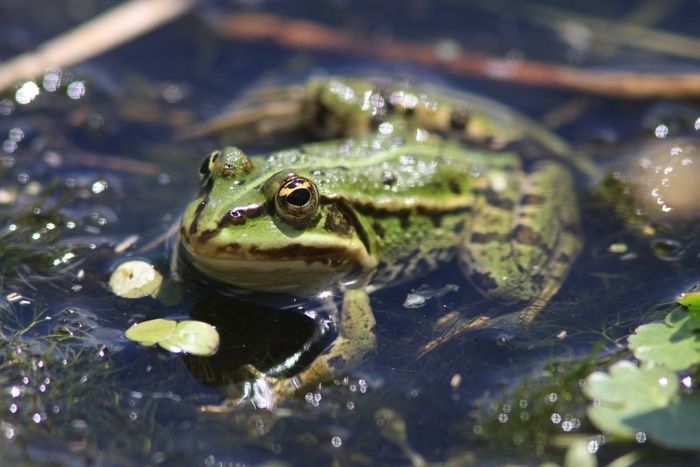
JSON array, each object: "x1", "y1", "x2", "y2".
[
  {"x1": 109, "y1": 260, "x2": 163, "y2": 299},
  {"x1": 678, "y1": 291, "x2": 700, "y2": 311},
  {"x1": 625, "y1": 394, "x2": 700, "y2": 450},
  {"x1": 564, "y1": 439, "x2": 597, "y2": 467},
  {"x1": 629, "y1": 312, "x2": 700, "y2": 370},
  {"x1": 584, "y1": 361, "x2": 700, "y2": 450},
  {"x1": 584, "y1": 361, "x2": 677, "y2": 438},
  {"x1": 125, "y1": 319, "x2": 219, "y2": 356},
  {"x1": 170, "y1": 321, "x2": 219, "y2": 356},
  {"x1": 125, "y1": 319, "x2": 176, "y2": 346}
]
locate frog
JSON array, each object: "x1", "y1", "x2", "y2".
[{"x1": 179, "y1": 76, "x2": 583, "y2": 400}]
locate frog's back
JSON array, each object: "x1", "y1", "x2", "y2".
[{"x1": 255, "y1": 133, "x2": 526, "y2": 289}]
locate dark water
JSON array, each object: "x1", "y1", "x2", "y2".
[{"x1": 1, "y1": 0, "x2": 700, "y2": 465}]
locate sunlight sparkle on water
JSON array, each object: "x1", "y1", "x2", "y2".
[
  {"x1": 15, "y1": 82, "x2": 40, "y2": 105},
  {"x1": 0, "y1": 99, "x2": 14, "y2": 116},
  {"x1": 67, "y1": 81, "x2": 86, "y2": 100},
  {"x1": 587, "y1": 439, "x2": 599, "y2": 453},
  {"x1": 654, "y1": 124, "x2": 669, "y2": 138},
  {"x1": 42, "y1": 68, "x2": 62, "y2": 92},
  {"x1": 3, "y1": 425, "x2": 15, "y2": 440}
]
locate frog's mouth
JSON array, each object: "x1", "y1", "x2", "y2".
[{"x1": 180, "y1": 230, "x2": 377, "y2": 294}]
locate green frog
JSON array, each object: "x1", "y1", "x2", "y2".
[{"x1": 180, "y1": 76, "x2": 582, "y2": 398}]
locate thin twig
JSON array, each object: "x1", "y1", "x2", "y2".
[
  {"x1": 0, "y1": 0, "x2": 200, "y2": 92},
  {"x1": 210, "y1": 12, "x2": 700, "y2": 99}
]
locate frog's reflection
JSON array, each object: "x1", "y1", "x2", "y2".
[{"x1": 183, "y1": 295, "x2": 332, "y2": 399}]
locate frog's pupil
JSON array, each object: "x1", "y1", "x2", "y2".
[{"x1": 287, "y1": 188, "x2": 311, "y2": 206}]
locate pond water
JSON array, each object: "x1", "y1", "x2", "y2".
[{"x1": 1, "y1": 1, "x2": 700, "y2": 465}]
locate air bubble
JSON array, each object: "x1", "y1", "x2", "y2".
[{"x1": 654, "y1": 124, "x2": 669, "y2": 138}]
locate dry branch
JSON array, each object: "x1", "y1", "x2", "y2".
[
  {"x1": 211, "y1": 12, "x2": 700, "y2": 99},
  {"x1": 0, "y1": 0, "x2": 200, "y2": 92}
]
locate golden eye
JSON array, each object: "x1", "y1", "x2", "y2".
[
  {"x1": 274, "y1": 176, "x2": 319, "y2": 226},
  {"x1": 198, "y1": 150, "x2": 221, "y2": 182}
]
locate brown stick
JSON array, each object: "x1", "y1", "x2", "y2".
[
  {"x1": 211, "y1": 12, "x2": 700, "y2": 99},
  {"x1": 0, "y1": 0, "x2": 200, "y2": 92}
]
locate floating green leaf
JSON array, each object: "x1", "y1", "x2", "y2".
[
  {"x1": 584, "y1": 361, "x2": 700, "y2": 450},
  {"x1": 125, "y1": 318, "x2": 176, "y2": 346},
  {"x1": 584, "y1": 361, "x2": 676, "y2": 437},
  {"x1": 563, "y1": 439, "x2": 597, "y2": 467},
  {"x1": 628, "y1": 308, "x2": 700, "y2": 370},
  {"x1": 678, "y1": 291, "x2": 700, "y2": 311},
  {"x1": 126, "y1": 319, "x2": 219, "y2": 356},
  {"x1": 109, "y1": 260, "x2": 163, "y2": 299}
]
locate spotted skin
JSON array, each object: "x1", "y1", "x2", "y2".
[{"x1": 181, "y1": 77, "x2": 584, "y2": 405}]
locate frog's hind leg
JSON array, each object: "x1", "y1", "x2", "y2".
[
  {"x1": 517, "y1": 218, "x2": 580, "y2": 325},
  {"x1": 418, "y1": 161, "x2": 581, "y2": 356},
  {"x1": 460, "y1": 159, "x2": 581, "y2": 319},
  {"x1": 272, "y1": 288, "x2": 376, "y2": 396}
]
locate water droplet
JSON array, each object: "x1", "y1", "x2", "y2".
[
  {"x1": 0, "y1": 99, "x2": 14, "y2": 116},
  {"x1": 654, "y1": 124, "x2": 669, "y2": 138},
  {"x1": 635, "y1": 431, "x2": 647, "y2": 443},
  {"x1": 91, "y1": 179, "x2": 108, "y2": 194},
  {"x1": 42, "y1": 68, "x2": 62, "y2": 92},
  {"x1": 3, "y1": 425, "x2": 15, "y2": 439},
  {"x1": 378, "y1": 122, "x2": 394, "y2": 135},
  {"x1": 695, "y1": 117, "x2": 700, "y2": 130},
  {"x1": 550, "y1": 413, "x2": 562, "y2": 424},
  {"x1": 67, "y1": 81, "x2": 86, "y2": 100},
  {"x1": 15, "y1": 81, "x2": 40, "y2": 105},
  {"x1": 331, "y1": 436, "x2": 343, "y2": 448},
  {"x1": 3, "y1": 140, "x2": 17, "y2": 154},
  {"x1": 8, "y1": 128, "x2": 23, "y2": 142}
]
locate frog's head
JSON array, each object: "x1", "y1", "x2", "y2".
[{"x1": 181, "y1": 147, "x2": 377, "y2": 294}]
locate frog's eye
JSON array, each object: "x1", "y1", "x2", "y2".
[
  {"x1": 274, "y1": 176, "x2": 319, "y2": 226},
  {"x1": 198, "y1": 150, "x2": 221, "y2": 182}
]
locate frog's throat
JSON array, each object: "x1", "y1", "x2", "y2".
[{"x1": 181, "y1": 232, "x2": 377, "y2": 294}]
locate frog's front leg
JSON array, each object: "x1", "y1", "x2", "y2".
[{"x1": 272, "y1": 288, "x2": 376, "y2": 396}]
